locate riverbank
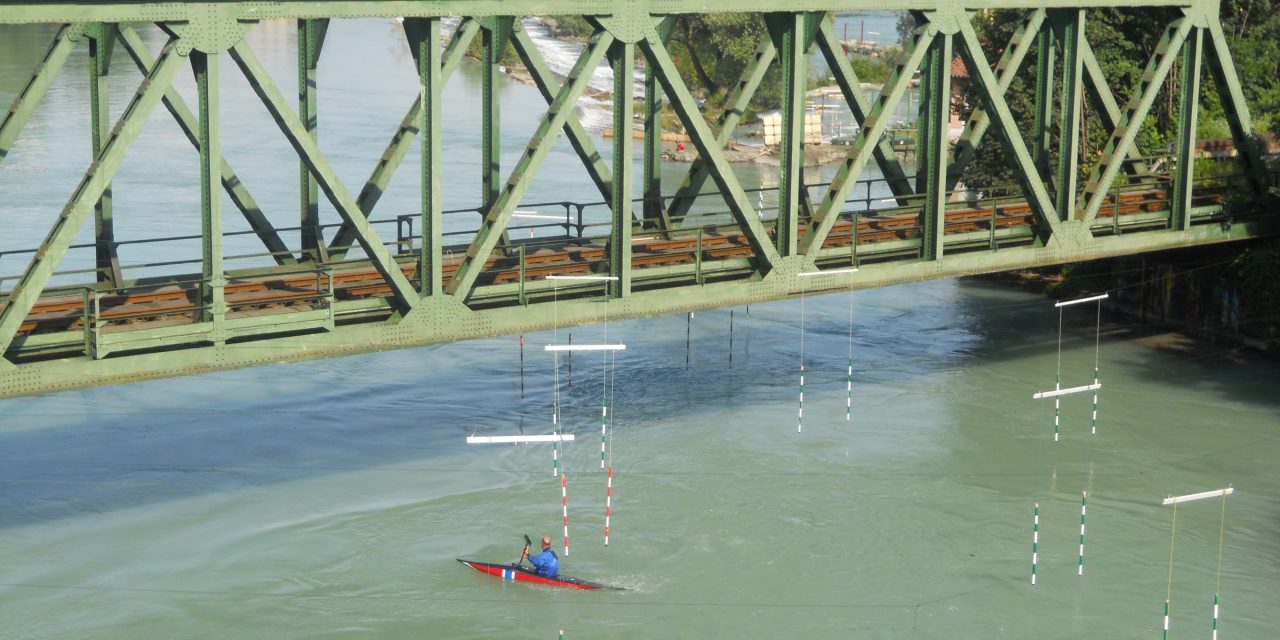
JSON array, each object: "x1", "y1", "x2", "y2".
[{"x1": 974, "y1": 243, "x2": 1280, "y2": 358}]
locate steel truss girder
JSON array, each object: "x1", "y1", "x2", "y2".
[
  {"x1": 193, "y1": 49, "x2": 226, "y2": 332},
  {"x1": 0, "y1": 1, "x2": 1210, "y2": 25},
  {"x1": 327, "y1": 17, "x2": 479, "y2": 260},
  {"x1": 802, "y1": 22, "x2": 932, "y2": 257},
  {"x1": 640, "y1": 26, "x2": 781, "y2": 271},
  {"x1": 641, "y1": 17, "x2": 675, "y2": 234},
  {"x1": 116, "y1": 25, "x2": 297, "y2": 267},
  {"x1": 509, "y1": 20, "x2": 614, "y2": 205},
  {"x1": 814, "y1": 17, "x2": 913, "y2": 200},
  {"x1": 445, "y1": 29, "x2": 617, "y2": 300},
  {"x1": 404, "y1": 17, "x2": 444, "y2": 295},
  {"x1": 949, "y1": 9, "x2": 1044, "y2": 189},
  {"x1": 0, "y1": 23, "x2": 78, "y2": 164},
  {"x1": 664, "y1": 31, "x2": 776, "y2": 226},
  {"x1": 1202, "y1": 20, "x2": 1267, "y2": 197},
  {"x1": 228, "y1": 40, "x2": 419, "y2": 313},
  {"x1": 0, "y1": 38, "x2": 184, "y2": 357},
  {"x1": 1171, "y1": 27, "x2": 1203, "y2": 230},
  {"x1": 1, "y1": 213, "x2": 1268, "y2": 398},
  {"x1": 956, "y1": 16, "x2": 1062, "y2": 242},
  {"x1": 766, "y1": 11, "x2": 816, "y2": 257},
  {"x1": 919, "y1": 31, "x2": 952, "y2": 261},
  {"x1": 1076, "y1": 18, "x2": 1191, "y2": 223},
  {"x1": 1052, "y1": 9, "x2": 1085, "y2": 220},
  {"x1": 608, "y1": 40, "x2": 634, "y2": 297},
  {"x1": 298, "y1": 19, "x2": 329, "y2": 263}
]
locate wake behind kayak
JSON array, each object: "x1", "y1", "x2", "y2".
[{"x1": 457, "y1": 559, "x2": 625, "y2": 591}]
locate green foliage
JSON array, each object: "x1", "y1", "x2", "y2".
[
  {"x1": 848, "y1": 54, "x2": 891, "y2": 85},
  {"x1": 1230, "y1": 241, "x2": 1280, "y2": 319},
  {"x1": 667, "y1": 14, "x2": 783, "y2": 119},
  {"x1": 957, "y1": 5, "x2": 1279, "y2": 194}
]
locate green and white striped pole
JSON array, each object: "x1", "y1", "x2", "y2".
[
  {"x1": 797, "y1": 363, "x2": 805, "y2": 433},
  {"x1": 1054, "y1": 374, "x2": 1061, "y2": 442},
  {"x1": 552, "y1": 400, "x2": 560, "y2": 476},
  {"x1": 846, "y1": 357, "x2": 853, "y2": 421},
  {"x1": 600, "y1": 397, "x2": 607, "y2": 469},
  {"x1": 1162, "y1": 599, "x2": 1170, "y2": 640},
  {"x1": 1032, "y1": 502, "x2": 1039, "y2": 585},
  {"x1": 1090, "y1": 368, "x2": 1099, "y2": 435},
  {"x1": 1078, "y1": 491, "x2": 1087, "y2": 576},
  {"x1": 1211, "y1": 593, "x2": 1220, "y2": 639}
]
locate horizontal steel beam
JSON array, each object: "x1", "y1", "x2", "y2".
[
  {"x1": 0, "y1": 2, "x2": 1203, "y2": 25},
  {"x1": 0, "y1": 212, "x2": 1272, "y2": 398}
]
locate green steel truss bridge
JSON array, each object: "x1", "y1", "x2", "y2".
[{"x1": 0, "y1": 1, "x2": 1275, "y2": 397}]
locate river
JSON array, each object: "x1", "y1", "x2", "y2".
[{"x1": 1, "y1": 17, "x2": 1278, "y2": 640}]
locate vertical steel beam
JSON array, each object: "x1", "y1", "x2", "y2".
[
  {"x1": 1053, "y1": 10, "x2": 1085, "y2": 220},
  {"x1": 1077, "y1": 19, "x2": 1191, "y2": 223},
  {"x1": 229, "y1": 41, "x2": 418, "y2": 313},
  {"x1": 297, "y1": 19, "x2": 328, "y2": 262},
  {"x1": 920, "y1": 33, "x2": 951, "y2": 261},
  {"x1": 609, "y1": 41, "x2": 634, "y2": 297},
  {"x1": 446, "y1": 30, "x2": 616, "y2": 300},
  {"x1": 815, "y1": 18, "x2": 913, "y2": 200},
  {"x1": 405, "y1": 18, "x2": 443, "y2": 295},
  {"x1": 193, "y1": 50, "x2": 225, "y2": 332},
  {"x1": 509, "y1": 22, "x2": 613, "y2": 204},
  {"x1": 665, "y1": 34, "x2": 776, "y2": 225},
  {"x1": 641, "y1": 30, "x2": 780, "y2": 272},
  {"x1": 116, "y1": 26, "x2": 295, "y2": 267},
  {"x1": 769, "y1": 12, "x2": 809, "y2": 257},
  {"x1": 1172, "y1": 27, "x2": 1202, "y2": 230},
  {"x1": 1203, "y1": 21, "x2": 1267, "y2": 196},
  {"x1": 1033, "y1": 26, "x2": 1056, "y2": 183},
  {"x1": 0, "y1": 40, "x2": 182, "y2": 358},
  {"x1": 481, "y1": 19, "x2": 511, "y2": 219},
  {"x1": 802, "y1": 26, "x2": 931, "y2": 257},
  {"x1": 956, "y1": 20, "x2": 1062, "y2": 241},
  {"x1": 327, "y1": 18, "x2": 478, "y2": 260},
  {"x1": 949, "y1": 9, "x2": 1045, "y2": 190},
  {"x1": 0, "y1": 24, "x2": 77, "y2": 165},
  {"x1": 87, "y1": 24, "x2": 123, "y2": 287},
  {"x1": 642, "y1": 18, "x2": 675, "y2": 234}
]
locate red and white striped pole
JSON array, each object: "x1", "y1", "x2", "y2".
[
  {"x1": 561, "y1": 473, "x2": 570, "y2": 556},
  {"x1": 604, "y1": 465, "x2": 613, "y2": 546}
]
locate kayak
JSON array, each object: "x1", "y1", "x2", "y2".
[{"x1": 457, "y1": 559, "x2": 625, "y2": 591}]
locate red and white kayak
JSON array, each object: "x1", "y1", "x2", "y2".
[{"x1": 457, "y1": 559, "x2": 624, "y2": 591}]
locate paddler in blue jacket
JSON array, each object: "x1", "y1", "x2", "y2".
[{"x1": 521, "y1": 535, "x2": 560, "y2": 578}]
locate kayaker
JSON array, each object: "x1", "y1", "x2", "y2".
[{"x1": 520, "y1": 535, "x2": 560, "y2": 578}]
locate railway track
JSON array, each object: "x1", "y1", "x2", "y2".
[{"x1": 2, "y1": 186, "x2": 1217, "y2": 339}]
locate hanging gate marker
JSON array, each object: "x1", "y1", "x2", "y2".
[
  {"x1": 1044, "y1": 293, "x2": 1109, "y2": 441},
  {"x1": 600, "y1": 399, "x2": 607, "y2": 469},
  {"x1": 1161, "y1": 487, "x2": 1233, "y2": 505},
  {"x1": 519, "y1": 336, "x2": 525, "y2": 398},
  {"x1": 1159, "y1": 487, "x2": 1234, "y2": 640},
  {"x1": 795, "y1": 268, "x2": 859, "y2": 429},
  {"x1": 466, "y1": 434, "x2": 576, "y2": 444},
  {"x1": 545, "y1": 344, "x2": 627, "y2": 351},
  {"x1": 1032, "y1": 383, "x2": 1102, "y2": 400}
]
